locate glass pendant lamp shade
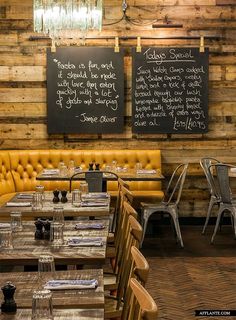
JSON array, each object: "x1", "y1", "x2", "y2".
[{"x1": 34, "y1": 0, "x2": 103, "y2": 40}]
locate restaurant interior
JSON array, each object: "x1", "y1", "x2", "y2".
[{"x1": 0, "y1": 0, "x2": 236, "y2": 319}]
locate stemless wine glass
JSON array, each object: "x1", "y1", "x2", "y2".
[
  {"x1": 79, "y1": 182, "x2": 89, "y2": 194},
  {"x1": 72, "y1": 189, "x2": 81, "y2": 207},
  {"x1": 53, "y1": 206, "x2": 64, "y2": 225},
  {"x1": 31, "y1": 289, "x2": 54, "y2": 320},
  {"x1": 35, "y1": 185, "x2": 45, "y2": 201},
  {"x1": 38, "y1": 255, "x2": 55, "y2": 274},
  {"x1": 32, "y1": 192, "x2": 43, "y2": 211},
  {"x1": 50, "y1": 222, "x2": 64, "y2": 246},
  {"x1": 0, "y1": 228, "x2": 13, "y2": 249},
  {"x1": 10, "y1": 211, "x2": 23, "y2": 231}
]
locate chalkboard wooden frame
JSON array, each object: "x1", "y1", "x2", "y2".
[
  {"x1": 47, "y1": 47, "x2": 124, "y2": 134},
  {"x1": 132, "y1": 47, "x2": 209, "y2": 134}
]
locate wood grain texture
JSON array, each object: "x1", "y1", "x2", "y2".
[
  {"x1": 0, "y1": 269, "x2": 104, "y2": 309},
  {"x1": 0, "y1": 1, "x2": 236, "y2": 217},
  {"x1": 0, "y1": 309, "x2": 104, "y2": 320}
]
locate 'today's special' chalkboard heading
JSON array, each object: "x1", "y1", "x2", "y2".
[
  {"x1": 132, "y1": 47, "x2": 209, "y2": 134},
  {"x1": 47, "y1": 47, "x2": 124, "y2": 134}
]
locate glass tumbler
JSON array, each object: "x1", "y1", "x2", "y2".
[
  {"x1": 35, "y1": 185, "x2": 45, "y2": 201},
  {"x1": 0, "y1": 228, "x2": 13, "y2": 249},
  {"x1": 79, "y1": 182, "x2": 89, "y2": 194},
  {"x1": 53, "y1": 206, "x2": 64, "y2": 225},
  {"x1": 32, "y1": 192, "x2": 43, "y2": 211},
  {"x1": 10, "y1": 211, "x2": 23, "y2": 231},
  {"x1": 50, "y1": 222, "x2": 64, "y2": 246},
  {"x1": 72, "y1": 189, "x2": 81, "y2": 207},
  {"x1": 38, "y1": 255, "x2": 55, "y2": 282},
  {"x1": 135, "y1": 162, "x2": 142, "y2": 173},
  {"x1": 31, "y1": 289, "x2": 54, "y2": 320}
]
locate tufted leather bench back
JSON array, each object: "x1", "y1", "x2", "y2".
[
  {"x1": 0, "y1": 151, "x2": 16, "y2": 196},
  {"x1": 7, "y1": 150, "x2": 162, "y2": 193}
]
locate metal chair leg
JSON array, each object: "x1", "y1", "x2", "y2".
[
  {"x1": 202, "y1": 196, "x2": 215, "y2": 234},
  {"x1": 211, "y1": 209, "x2": 224, "y2": 244}
]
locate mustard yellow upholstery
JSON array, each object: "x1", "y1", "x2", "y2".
[
  {"x1": 0, "y1": 151, "x2": 16, "y2": 196},
  {"x1": 0, "y1": 150, "x2": 163, "y2": 207}
]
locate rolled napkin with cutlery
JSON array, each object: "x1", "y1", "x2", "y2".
[
  {"x1": 82, "y1": 193, "x2": 109, "y2": 199},
  {"x1": 17, "y1": 193, "x2": 33, "y2": 199},
  {"x1": 80, "y1": 201, "x2": 108, "y2": 207},
  {"x1": 41, "y1": 169, "x2": 59, "y2": 175},
  {"x1": 75, "y1": 223, "x2": 105, "y2": 230},
  {"x1": 136, "y1": 169, "x2": 157, "y2": 174},
  {"x1": 67, "y1": 237, "x2": 103, "y2": 247},
  {"x1": 44, "y1": 279, "x2": 98, "y2": 290},
  {"x1": 6, "y1": 202, "x2": 31, "y2": 207}
]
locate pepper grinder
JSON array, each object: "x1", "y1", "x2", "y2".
[
  {"x1": 43, "y1": 220, "x2": 51, "y2": 240},
  {"x1": 34, "y1": 218, "x2": 44, "y2": 240},
  {"x1": 53, "y1": 190, "x2": 60, "y2": 203},
  {"x1": 1, "y1": 282, "x2": 17, "y2": 313},
  {"x1": 60, "y1": 190, "x2": 68, "y2": 203},
  {"x1": 89, "y1": 162, "x2": 94, "y2": 171},
  {"x1": 95, "y1": 163, "x2": 100, "y2": 171}
]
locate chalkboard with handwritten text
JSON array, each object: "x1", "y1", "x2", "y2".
[
  {"x1": 47, "y1": 47, "x2": 124, "y2": 134},
  {"x1": 132, "y1": 47, "x2": 209, "y2": 134}
]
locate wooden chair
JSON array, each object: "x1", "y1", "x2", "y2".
[
  {"x1": 105, "y1": 220, "x2": 149, "y2": 319},
  {"x1": 122, "y1": 278, "x2": 158, "y2": 320},
  {"x1": 105, "y1": 200, "x2": 139, "y2": 292}
]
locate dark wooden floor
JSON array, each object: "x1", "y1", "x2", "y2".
[{"x1": 142, "y1": 224, "x2": 236, "y2": 320}]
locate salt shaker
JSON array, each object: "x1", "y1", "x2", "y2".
[
  {"x1": 53, "y1": 190, "x2": 60, "y2": 203},
  {"x1": 60, "y1": 190, "x2": 68, "y2": 203},
  {"x1": 34, "y1": 219, "x2": 44, "y2": 240},
  {"x1": 1, "y1": 282, "x2": 17, "y2": 313}
]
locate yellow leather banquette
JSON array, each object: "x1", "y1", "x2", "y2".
[{"x1": 0, "y1": 150, "x2": 163, "y2": 207}]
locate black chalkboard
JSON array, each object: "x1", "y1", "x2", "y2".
[
  {"x1": 47, "y1": 47, "x2": 124, "y2": 134},
  {"x1": 132, "y1": 47, "x2": 209, "y2": 133}
]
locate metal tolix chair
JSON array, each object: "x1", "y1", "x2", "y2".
[
  {"x1": 140, "y1": 163, "x2": 188, "y2": 248},
  {"x1": 210, "y1": 163, "x2": 236, "y2": 243},
  {"x1": 200, "y1": 157, "x2": 221, "y2": 234}
]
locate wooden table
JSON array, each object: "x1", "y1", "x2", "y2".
[
  {"x1": 0, "y1": 221, "x2": 108, "y2": 266},
  {"x1": 0, "y1": 309, "x2": 104, "y2": 320},
  {"x1": 37, "y1": 169, "x2": 164, "y2": 182},
  {"x1": 0, "y1": 193, "x2": 110, "y2": 220},
  {"x1": 0, "y1": 269, "x2": 104, "y2": 319}
]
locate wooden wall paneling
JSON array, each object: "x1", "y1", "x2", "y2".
[
  {"x1": 0, "y1": 1, "x2": 236, "y2": 216},
  {"x1": 0, "y1": 103, "x2": 46, "y2": 117}
]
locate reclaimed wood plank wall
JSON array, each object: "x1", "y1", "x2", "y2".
[{"x1": 0, "y1": 0, "x2": 236, "y2": 216}]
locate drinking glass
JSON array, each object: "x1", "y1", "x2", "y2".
[
  {"x1": 111, "y1": 160, "x2": 117, "y2": 172},
  {"x1": 32, "y1": 192, "x2": 43, "y2": 211},
  {"x1": 68, "y1": 160, "x2": 75, "y2": 175},
  {"x1": 72, "y1": 189, "x2": 81, "y2": 207},
  {"x1": 0, "y1": 228, "x2": 13, "y2": 249},
  {"x1": 35, "y1": 185, "x2": 45, "y2": 201},
  {"x1": 38, "y1": 255, "x2": 55, "y2": 275},
  {"x1": 50, "y1": 222, "x2": 64, "y2": 246},
  {"x1": 79, "y1": 182, "x2": 89, "y2": 194},
  {"x1": 31, "y1": 289, "x2": 54, "y2": 320},
  {"x1": 10, "y1": 211, "x2": 23, "y2": 231},
  {"x1": 53, "y1": 206, "x2": 64, "y2": 225},
  {"x1": 135, "y1": 162, "x2": 142, "y2": 173}
]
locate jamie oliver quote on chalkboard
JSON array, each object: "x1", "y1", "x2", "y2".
[
  {"x1": 132, "y1": 47, "x2": 209, "y2": 133},
  {"x1": 47, "y1": 47, "x2": 124, "y2": 134}
]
